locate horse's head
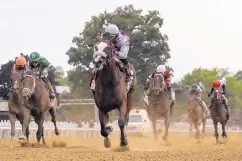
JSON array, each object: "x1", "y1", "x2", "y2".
[
  {"x1": 151, "y1": 73, "x2": 165, "y2": 95},
  {"x1": 213, "y1": 89, "x2": 222, "y2": 100},
  {"x1": 92, "y1": 41, "x2": 115, "y2": 71},
  {"x1": 21, "y1": 74, "x2": 36, "y2": 99},
  {"x1": 188, "y1": 89, "x2": 198, "y2": 100},
  {"x1": 10, "y1": 70, "x2": 24, "y2": 94}
]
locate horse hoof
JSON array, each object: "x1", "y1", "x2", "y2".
[
  {"x1": 120, "y1": 139, "x2": 128, "y2": 147},
  {"x1": 162, "y1": 136, "x2": 167, "y2": 141},
  {"x1": 19, "y1": 135, "x2": 26, "y2": 141},
  {"x1": 55, "y1": 129, "x2": 60, "y2": 135},
  {"x1": 104, "y1": 137, "x2": 111, "y2": 148}
]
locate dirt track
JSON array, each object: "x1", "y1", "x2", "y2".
[{"x1": 0, "y1": 133, "x2": 242, "y2": 161}]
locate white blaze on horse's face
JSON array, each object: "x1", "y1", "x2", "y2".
[{"x1": 93, "y1": 42, "x2": 108, "y2": 63}]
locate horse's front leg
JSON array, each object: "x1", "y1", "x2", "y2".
[
  {"x1": 163, "y1": 111, "x2": 171, "y2": 142},
  {"x1": 125, "y1": 91, "x2": 134, "y2": 126},
  {"x1": 19, "y1": 107, "x2": 31, "y2": 142},
  {"x1": 118, "y1": 103, "x2": 128, "y2": 147},
  {"x1": 99, "y1": 110, "x2": 112, "y2": 148},
  {"x1": 26, "y1": 126, "x2": 30, "y2": 141},
  {"x1": 195, "y1": 121, "x2": 202, "y2": 143},
  {"x1": 8, "y1": 112, "x2": 16, "y2": 140},
  {"x1": 213, "y1": 120, "x2": 219, "y2": 143},
  {"x1": 151, "y1": 118, "x2": 158, "y2": 140},
  {"x1": 35, "y1": 112, "x2": 45, "y2": 144}
]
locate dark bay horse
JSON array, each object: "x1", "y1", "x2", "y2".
[
  {"x1": 8, "y1": 70, "x2": 30, "y2": 140},
  {"x1": 92, "y1": 41, "x2": 136, "y2": 148},
  {"x1": 19, "y1": 72, "x2": 59, "y2": 144},
  {"x1": 210, "y1": 89, "x2": 229, "y2": 143},
  {"x1": 187, "y1": 90, "x2": 206, "y2": 143},
  {"x1": 146, "y1": 73, "x2": 171, "y2": 142}
]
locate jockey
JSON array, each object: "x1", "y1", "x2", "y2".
[
  {"x1": 101, "y1": 24, "x2": 131, "y2": 81},
  {"x1": 188, "y1": 82, "x2": 209, "y2": 117},
  {"x1": 208, "y1": 77, "x2": 229, "y2": 111},
  {"x1": 90, "y1": 24, "x2": 132, "y2": 92},
  {"x1": 29, "y1": 52, "x2": 57, "y2": 100},
  {"x1": 13, "y1": 56, "x2": 27, "y2": 72},
  {"x1": 144, "y1": 65, "x2": 174, "y2": 101}
]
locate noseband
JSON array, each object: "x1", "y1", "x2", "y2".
[{"x1": 92, "y1": 41, "x2": 116, "y2": 72}]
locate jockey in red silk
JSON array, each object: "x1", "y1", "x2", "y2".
[
  {"x1": 144, "y1": 65, "x2": 174, "y2": 101},
  {"x1": 208, "y1": 77, "x2": 229, "y2": 112},
  {"x1": 90, "y1": 24, "x2": 132, "y2": 91}
]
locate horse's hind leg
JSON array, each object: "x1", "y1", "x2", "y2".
[
  {"x1": 8, "y1": 112, "x2": 16, "y2": 140},
  {"x1": 213, "y1": 120, "x2": 219, "y2": 143},
  {"x1": 125, "y1": 91, "x2": 134, "y2": 126},
  {"x1": 49, "y1": 107, "x2": 60, "y2": 135},
  {"x1": 99, "y1": 110, "x2": 112, "y2": 148}
]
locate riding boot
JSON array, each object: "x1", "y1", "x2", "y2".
[{"x1": 42, "y1": 77, "x2": 55, "y2": 99}]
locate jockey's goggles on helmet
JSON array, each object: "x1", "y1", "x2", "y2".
[{"x1": 102, "y1": 32, "x2": 116, "y2": 41}]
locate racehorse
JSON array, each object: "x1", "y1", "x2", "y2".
[
  {"x1": 146, "y1": 72, "x2": 171, "y2": 143},
  {"x1": 8, "y1": 70, "x2": 29, "y2": 140},
  {"x1": 19, "y1": 71, "x2": 60, "y2": 144},
  {"x1": 92, "y1": 41, "x2": 136, "y2": 148},
  {"x1": 210, "y1": 89, "x2": 229, "y2": 143},
  {"x1": 187, "y1": 89, "x2": 207, "y2": 143}
]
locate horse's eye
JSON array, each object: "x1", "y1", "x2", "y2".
[{"x1": 10, "y1": 79, "x2": 12, "y2": 82}]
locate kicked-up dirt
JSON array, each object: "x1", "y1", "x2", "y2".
[{"x1": 0, "y1": 132, "x2": 241, "y2": 161}]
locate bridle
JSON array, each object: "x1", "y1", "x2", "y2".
[
  {"x1": 92, "y1": 40, "x2": 117, "y2": 72},
  {"x1": 22, "y1": 75, "x2": 36, "y2": 96}
]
